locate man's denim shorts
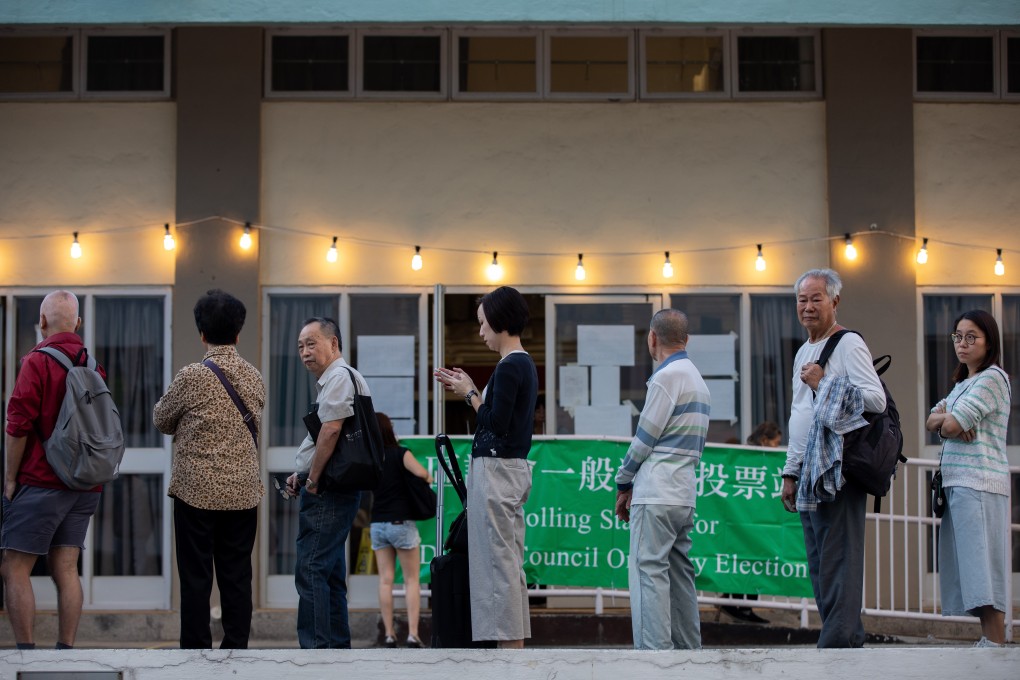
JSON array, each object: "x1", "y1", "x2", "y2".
[
  {"x1": 1, "y1": 485, "x2": 100, "y2": 554},
  {"x1": 370, "y1": 521, "x2": 421, "y2": 551}
]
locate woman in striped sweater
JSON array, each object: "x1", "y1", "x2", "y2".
[{"x1": 925, "y1": 309, "x2": 1011, "y2": 648}]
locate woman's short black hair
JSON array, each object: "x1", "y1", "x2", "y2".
[
  {"x1": 375, "y1": 412, "x2": 400, "y2": 448},
  {"x1": 194, "y1": 289, "x2": 246, "y2": 345},
  {"x1": 479, "y1": 286, "x2": 530, "y2": 337},
  {"x1": 952, "y1": 309, "x2": 1002, "y2": 384}
]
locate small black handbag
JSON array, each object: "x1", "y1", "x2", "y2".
[
  {"x1": 302, "y1": 367, "x2": 384, "y2": 492},
  {"x1": 402, "y1": 460, "x2": 438, "y2": 521},
  {"x1": 931, "y1": 469, "x2": 946, "y2": 518}
]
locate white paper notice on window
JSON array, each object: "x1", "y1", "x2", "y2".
[
  {"x1": 577, "y1": 325, "x2": 635, "y2": 367},
  {"x1": 574, "y1": 405, "x2": 633, "y2": 437},
  {"x1": 559, "y1": 365, "x2": 589, "y2": 408},
  {"x1": 704, "y1": 378, "x2": 736, "y2": 424},
  {"x1": 366, "y1": 376, "x2": 415, "y2": 419},
  {"x1": 685, "y1": 332, "x2": 738, "y2": 378},
  {"x1": 357, "y1": 336, "x2": 415, "y2": 377},
  {"x1": 590, "y1": 365, "x2": 620, "y2": 406}
]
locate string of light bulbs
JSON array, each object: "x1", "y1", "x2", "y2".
[{"x1": 10, "y1": 216, "x2": 1013, "y2": 279}]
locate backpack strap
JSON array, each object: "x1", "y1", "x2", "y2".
[
  {"x1": 35, "y1": 346, "x2": 98, "y2": 372},
  {"x1": 815, "y1": 329, "x2": 856, "y2": 369},
  {"x1": 203, "y1": 359, "x2": 258, "y2": 451}
]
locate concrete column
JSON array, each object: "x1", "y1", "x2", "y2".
[
  {"x1": 173, "y1": 27, "x2": 262, "y2": 370},
  {"x1": 823, "y1": 28, "x2": 918, "y2": 458}
]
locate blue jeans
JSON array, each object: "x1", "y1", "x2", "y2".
[
  {"x1": 295, "y1": 487, "x2": 361, "y2": 649},
  {"x1": 799, "y1": 479, "x2": 867, "y2": 648}
]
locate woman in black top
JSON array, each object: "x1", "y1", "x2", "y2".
[
  {"x1": 434, "y1": 286, "x2": 538, "y2": 649},
  {"x1": 370, "y1": 413, "x2": 433, "y2": 648}
]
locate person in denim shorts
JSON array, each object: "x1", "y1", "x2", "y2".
[
  {"x1": 2, "y1": 291, "x2": 104, "y2": 650},
  {"x1": 370, "y1": 412, "x2": 433, "y2": 648}
]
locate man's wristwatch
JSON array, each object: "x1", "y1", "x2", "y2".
[
  {"x1": 306, "y1": 478, "x2": 319, "y2": 490},
  {"x1": 464, "y1": 389, "x2": 478, "y2": 404}
]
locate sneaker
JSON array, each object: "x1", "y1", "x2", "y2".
[
  {"x1": 406, "y1": 634, "x2": 422, "y2": 648},
  {"x1": 383, "y1": 635, "x2": 397, "y2": 648},
  {"x1": 973, "y1": 637, "x2": 1002, "y2": 648}
]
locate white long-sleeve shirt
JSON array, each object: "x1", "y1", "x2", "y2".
[{"x1": 784, "y1": 332, "x2": 886, "y2": 478}]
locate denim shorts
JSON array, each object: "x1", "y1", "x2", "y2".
[
  {"x1": 1, "y1": 485, "x2": 101, "y2": 554},
  {"x1": 370, "y1": 521, "x2": 421, "y2": 551}
]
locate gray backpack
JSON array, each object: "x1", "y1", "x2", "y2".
[{"x1": 35, "y1": 347, "x2": 125, "y2": 490}]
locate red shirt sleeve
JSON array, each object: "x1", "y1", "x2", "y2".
[{"x1": 5, "y1": 354, "x2": 44, "y2": 438}]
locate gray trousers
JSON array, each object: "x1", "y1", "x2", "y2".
[
  {"x1": 799, "y1": 480, "x2": 867, "y2": 648},
  {"x1": 628, "y1": 503, "x2": 701, "y2": 650}
]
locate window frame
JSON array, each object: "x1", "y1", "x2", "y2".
[
  {"x1": 913, "y1": 29, "x2": 1001, "y2": 101},
  {"x1": 0, "y1": 28, "x2": 79, "y2": 100},
  {"x1": 1001, "y1": 30, "x2": 1020, "y2": 101},
  {"x1": 731, "y1": 27, "x2": 822, "y2": 100},
  {"x1": 451, "y1": 28, "x2": 543, "y2": 101},
  {"x1": 81, "y1": 27, "x2": 171, "y2": 100},
  {"x1": 263, "y1": 27, "x2": 356, "y2": 100},
  {"x1": 638, "y1": 28, "x2": 731, "y2": 100},
  {"x1": 543, "y1": 28, "x2": 636, "y2": 102},
  {"x1": 355, "y1": 27, "x2": 448, "y2": 100}
]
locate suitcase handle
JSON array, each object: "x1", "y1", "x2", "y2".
[{"x1": 434, "y1": 434, "x2": 467, "y2": 506}]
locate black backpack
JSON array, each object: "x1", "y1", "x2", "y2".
[{"x1": 816, "y1": 330, "x2": 906, "y2": 512}]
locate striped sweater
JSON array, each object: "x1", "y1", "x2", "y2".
[
  {"x1": 615, "y1": 351, "x2": 711, "y2": 506},
  {"x1": 934, "y1": 365, "x2": 1011, "y2": 496}
]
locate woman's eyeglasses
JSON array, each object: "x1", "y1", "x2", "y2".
[{"x1": 950, "y1": 332, "x2": 982, "y2": 346}]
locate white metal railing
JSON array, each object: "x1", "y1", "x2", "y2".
[{"x1": 405, "y1": 459, "x2": 1018, "y2": 641}]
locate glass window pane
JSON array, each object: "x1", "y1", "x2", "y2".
[
  {"x1": 86, "y1": 35, "x2": 165, "y2": 92},
  {"x1": 922, "y1": 295, "x2": 993, "y2": 445},
  {"x1": 916, "y1": 36, "x2": 995, "y2": 93},
  {"x1": 671, "y1": 294, "x2": 740, "y2": 443},
  {"x1": 271, "y1": 35, "x2": 349, "y2": 92},
  {"x1": 749, "y1": 295, "x2": 801, "y2": 439},
  {"x1": 1002, "y1": 295, "x2": 1020, "y2": 446},
  {"x1": 738, "y1": 36, "x2": 816, "y2": 92},
  {"x1": 550, "y1": 36, "x2": 630, "y2": 94},
  {"x1": 267, "y1": 481, "x2": 299, "y2": 574},
  {"x1": 645, "y1": 36, "x2": 724, "y2": 94},
  {"x1": 92, "y1": 474, "x2": 163, "y2": 575},
  {"x1": 458, "y1": 36, "x2": 537, "y2": 93},
  {"x1": 0, "y1": 35, "x2": 73, "y2": 93},
  {"x1": 94, "y1": 297, "x2": 164, "y2": 448},
  {"x1": 349, "y1": 295, "x2": 421, "y2": 435},
  {"x1": 363, "y1": 35, "x2": 441, "y2": 92},
  {"x1": 552, "y1": 302, "x2": 654, "y2": 435},
  {"x1": 269, "y1": 295, "x2": 339, "y2": 447},
  {"x1": 1007, "y1": 36, "x2": 1020, "y2": 94}
]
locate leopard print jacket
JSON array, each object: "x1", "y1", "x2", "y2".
[{"x1": 154, "y1": 344, "x2": 266, "y2": 510}]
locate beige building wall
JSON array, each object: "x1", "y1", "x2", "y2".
[
  {"x1": 0, "y1": 103, "x2": 177, "y2": 286},
  {"x1": 914, "y1": 103, "x2": 1020, "y2": 288},
  {"x1": 261, "y1": 101, "x2": 830, "y2": 287}
]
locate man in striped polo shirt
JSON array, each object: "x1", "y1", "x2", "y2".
[{"x1": 615, "y1": 309, "x2": 711, "y2": 650}]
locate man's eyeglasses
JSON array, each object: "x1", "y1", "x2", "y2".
[
  {"x1": 950, "y1": 332, "x2": 983, "y2": 346},
  {"x1": 273, "y1": 476, "x2": 296, "y2": 500}
]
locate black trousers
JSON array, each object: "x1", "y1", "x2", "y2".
[{"x1": 173, "y1": 498, "x2": 258, "y2": 649}]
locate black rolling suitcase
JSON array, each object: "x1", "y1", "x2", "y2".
[{"x1": 429, "y1": 435, "x2": 494, "y2": 648}]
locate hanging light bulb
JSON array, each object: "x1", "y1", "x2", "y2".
[
  {"x1": 70, "y1": 231, "x2": 82, "y2": 259},
  {"x1": 662, "y1": 251, "x2": 674, "y2": 278},
  {"x1": 239, "y1": 222, "x2": 253, "y2": 250},
  {"x1": 411, "y1": 245, "x2": 423, "y2": 271},
  {"x1": 574, "y1": 254, "x2": 586, "y2": 281},
  {"x1": 486, "y1": 251, "x2": 503, "y2": 281},
  {"x1": 994, "y1": 248, "x2": 1004, "y2": 277},
  {"x1": 844, "y1": 233, "x2": 857, "y2": 260},
  {"x1": 916, "y1": 237, "x2": 928, "y2": 265},
  {"x1": 326, "y1": 236, "x2": 338, "y2": 263},
  {"x1": 163, "y1": 223, "x2": 175, "y2": 251},
  {"x1": 755, "y1": 244, "x2": 766, "y2": 271}
]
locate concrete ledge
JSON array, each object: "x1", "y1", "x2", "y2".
[{"x1": 2, "y1": 647, "x2": 1017, "y2": 680}]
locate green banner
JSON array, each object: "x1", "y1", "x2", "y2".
[{"x1": 400, "y1": 437, "x2": 811, "y2": 598}]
